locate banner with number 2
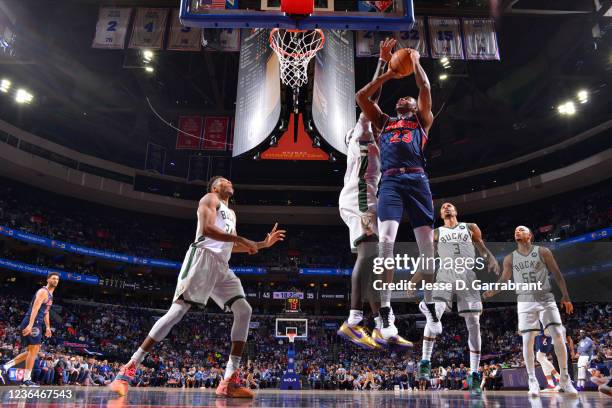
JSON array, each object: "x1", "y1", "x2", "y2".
[{"x1": 92, "y1": 7, "x2": 132, "y2": 49}]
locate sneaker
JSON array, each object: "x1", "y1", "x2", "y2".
[
  {"x1": 216, "y1": 370, "x2": 255, "y2": 398},
  {"x1": 468, "y1": 372, "x2": 482, "y2": 396},
  {"x1": 558, "y1": 376, "x2": 578, "y2": 396},
  {"x1": 418, "y1": 360, "x2": 431, "y2": 381},
  {"x1": 418, "y1": 301, "x2": 442, "y2": 335},
  {"x1": 337, "y1": 322, "x2": 379, "y2": 350},
  {"x1": 528, "y1": 378, "x2": 540, "y2": 397},
  {"x1": 379, "y1": 307, "x2": 399, "y2": 339},
  {"x1": 20, "y1": 380, "x2": 40, "y2": 387},
  {"x1": 541, "y1": 383, "x2": 557, "y2": 392},
  {"x1": 109, "y1": 361, "x2": 136, "y2": 396},
  {"x1": 386, "y1": 334, "x2": 414, "y2": 349}
]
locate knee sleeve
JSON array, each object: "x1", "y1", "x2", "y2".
[
  {"x1": 149, "y1": 301, "x2": 191, "y2": 342},
  {"x1": 464, "y1": 314, "x2": 481, "y2": 352},
  {"x1": 230, "y1": 298, "x2": 252, "y2": 342}
]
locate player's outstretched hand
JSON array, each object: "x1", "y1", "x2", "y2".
[
  {"x1": 264, "y1": 223, "x2": 286, "y2": 248},
  {"x1": 488, "y1": 258, "x2": 500, "y2": 275},
  {"x1": 379, "y1": 37, "x2": 397, "y2": 63},
  {"x1": 560, "y1": 297, "x2": 574, "y2": 314}
]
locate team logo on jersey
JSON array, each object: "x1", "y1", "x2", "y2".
[
  {"x1": 30, "y1": 327, "x2": 40, "y2": 337},
  {"x1": 532, "y1": 253, "x2": 537, "y2": 257},
  {"x1": 460, "y1": 225, "x2": 466, "y2": 229}
]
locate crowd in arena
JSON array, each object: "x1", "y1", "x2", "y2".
[{"x1": 1, "y1": 291, "x2": 610, "y2": 390}]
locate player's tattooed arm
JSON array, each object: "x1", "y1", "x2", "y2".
[
  {"x1": 198, "y1": 193, "x2": 258, "y2": 254},
  {"x1": 370, "y1": 38, "x2": 395, "y2": 104},
  {"x1": 233, "y1": 223, "x2": 285, "y2": 253},
  {"x1": 22, "y1": 289, "x2": 47, "y2": 336},
  {"x1": 468, "y1": 223, "x2": 500, "y2": 275},
  {"x1": 482, "y1": 254, "x2": 512, "y2": 299},
  {"x1": 411, "y1": 51, "x2": 434, "y2": 133},
  {"x1": 539, "y1": 246, "x2": 573, "y2": 314}
]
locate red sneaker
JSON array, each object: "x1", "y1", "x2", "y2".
[
  {"x1": 108, "y1": 361, "x2": 136, "y2": 396},
  {"x1": 216, "y1": 370, "x2": 255, "y2": 398}
]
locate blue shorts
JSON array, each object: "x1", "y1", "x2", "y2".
[
  {"x1": 377, "y1": 172, "x2": 434, "y2": 228},
  {"x1": 19, "y1": 324, "x2": 43, "y2": 347}
]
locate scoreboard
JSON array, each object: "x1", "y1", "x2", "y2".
[{"x1": 285, "y1": 297, "x2": 301, "y2": 313}]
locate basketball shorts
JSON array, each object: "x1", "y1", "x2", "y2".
[
  {"x1": 19, "y1": 324, "x2": 43, "y2": 346},
  {"x1": 173, "y1": 245, "x2": 245, "y2": 309},
  {"x1": 339, "y1": 178, "x2": 378, "y2": 253},
  {"x1": 433, "y1": 268, "x2": 482, "y2": 315},
  {"x1": 517, "y1": 301, "x2": 563, "y2": 334},
  {"x1": 377, "y1": 172, "x2": 434, "y2": 228}
]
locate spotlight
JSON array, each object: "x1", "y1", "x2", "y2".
[
  {"x1": 577, "y1": 90, "x2": 588, "y2": 104},
  {"x1": 15, "y1": 89, "x2": 33, "y2": 104},
  {"x1": 145, "y1": 66, "x2": 154, "y2": 73},
  {"x1": 440, "y1": 57, "x2": 449, "y2": 64},
  {"x1": 142, "y1": 49, "x2": 154, "y2": 62},
  {"x1": 558, "y1": 101, "x2": 575, "y2": 115},
  {"x1": 439, "y1": 74, "x2": 448, "y2": 81},
  {"x1": 0, "y1": 79, "x2": 11, "y2": 93}
]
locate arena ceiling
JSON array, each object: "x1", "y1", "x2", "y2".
[{"x1": 0, "y1": 0, "x2": 610, "y2": 186}]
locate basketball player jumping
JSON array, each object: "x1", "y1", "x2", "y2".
[
  {"x1": 110, "y1": 176, "x2": 285, "y2": 398},
  {"x1": 356, "y1": 44, "x2": 437, "y2": 340},
  {"x1": 338, "y1": 38, "x2": 412, "y2": 350},
  {"x1": 1, "y1": 272, "x2": 58, "y2": 387},
  {"x1": 483, "y1": 226, "x2": 578, "y2": 397},
  {"x1": 420, "y1": 202, "x2": 499, "y2": 394}
]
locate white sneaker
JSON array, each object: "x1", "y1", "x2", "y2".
[
  {"x1": 528, "y1": 378, "x2": 540, "y2": 397},
  {"x1": 380, "y1": 322, "x2": 399, "y2": 339},
  {"x1": 558, "y1": 376, "x2": 578, "y2": 396},
  {"x1": 418, "y1": 301, "x2": 442, "y2": 335}
]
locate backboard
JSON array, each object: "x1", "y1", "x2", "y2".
[
  {"x1": 180, "y1": 0, "x2": 414, "y2": 31},
  {"x1": 275, "y1": 318, "x2": 308, "y2": 340}
]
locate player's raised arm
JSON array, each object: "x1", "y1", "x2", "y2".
[
  {"x1": 539, "y1": 246, "x2": 573, "y2": 315},
  {"x1": 233, "y1": 223, "x2": 286, "y2": 253},
  {"x1": 370, "y1": 38, "x2": 394, "y2": 104},
  {"x1": 483, "y1": 254, "x2": 512, "y2": 299},
  {"x1": 22, "y1": 289, "x2": 47, "y2": 336},
  {"x1": 198, "y1": 193, "x2": 257, "y2": 253},
  {"x1": 356, "y1": 38, "x2": 397, "y2": 131},
  {"x1": 468, "y1": 223, "x2": 500, "y2": 275},
  {"x1": 411, "y1": 51, "x2": 434, "y2": 133}
]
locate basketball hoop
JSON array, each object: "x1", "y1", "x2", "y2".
[
  {"x1": 287, "y1": 332, "x2": 297, "y2": 343},
  {"x1": 270, "y1": 28, "x2": 324, "y2": 112}
]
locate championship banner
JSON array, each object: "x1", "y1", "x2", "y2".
[
  {"x1": 202, "y1": 28, "x2": 241, "y2": 52},
  {"x1": 396, "y1": 16, "x2": 428, "y2": 57},
  {"x1": 462, "y1": 18, "x2": 500, "y2": 60},
  {"x1": 129, "y1": 8, "x2": 169, "y2": 50},
  {"x1": 92, "y1": 7, "x2": 131, "y2": 49},
  {"x1": 167, "y1": 9, "x2": 201, "y2": 51},
  {"x1": 428, "y1": 17, "x2": 464, "y2": 59},
  {"x1": 202, "y1": 116, "x2": 229, "y2": 150},
  {"x1": 176, "y1": 115, "x2": 203, "y2": 150}
]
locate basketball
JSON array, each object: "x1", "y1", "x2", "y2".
[{"x1": 389, "y1": 48, "x2": 416, "y2": 77}]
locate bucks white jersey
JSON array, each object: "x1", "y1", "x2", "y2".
[
  {"x1": 197, "y1": 201, "x2": 236, "y2": 263},
  {"x1": 437, "y1": 222, "x2": 475, "y2": 263},
  {"x1": 512, "y1": 245, "x2": 553, "y2": 300}
]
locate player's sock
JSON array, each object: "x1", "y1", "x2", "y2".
[
  {"x1": 522, "y1": 332, "x2": 537, "y2": 380},
  {"x1": 422, "y1": 339, "x2": 434, "y2": 361},
  {"x1": 380, "y1": 294, "x2": 391, "y2": 309},
  {"x1": 347, "y1": 310, "x2": 363, "y2": 327},
  {"x1": 130, "y1": 347, "x2": 147, "y2": 366},
  {"x1": 379, "y1": 307, "x2": 391, "y2": 327},
  {"x1": 23, "y1": 369, "x2": 31, "y2": 381},
  {"x1": 224, "y1": 355, "x2": 241, "y2": 380},
  {"x1": 374, "y1": 315, "x2": 382, "y2": 330},
  {"x1": 3, "y1": 359, "x2": 16, "y2": 370},
  {"x1": 470, "y1": 352, "x2": 480, "y2": 374}
]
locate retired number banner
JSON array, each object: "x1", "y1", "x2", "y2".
[
  {"x1": 92, "y1": 7, "x2": 131, "y2": 49},
  {"x1": 462, "y1": 18, "x2": 500, "y2": 60},
  {"x1": 202, "y1": 117, "x2": 229, "y2": 151},
  {"x1": 167, "y1": 9, "x2": 201, "y2": 51},
  {"x1": 202, "y1": 29, "x2": 241, "y2": 52},
  {"x1": 395, "y1": 17, "x2": 428, "y2": 57},
  {"x1": 129, "y1": 8, "x2": 169, "y2": 50},
  {"x1": 428, "y1": 17, "x2": 464, "y2": 59}
]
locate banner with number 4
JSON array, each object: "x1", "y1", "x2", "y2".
[
  {"x1": 129, "y1": 8, "x2": 169, "y2": 50},
  {"x1": 92, "y1": 7, "x2": 132, "y2": 49}
]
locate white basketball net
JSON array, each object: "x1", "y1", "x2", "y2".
[{"x1": 270, "y1": 29, "x2": 325, "y2": 90}]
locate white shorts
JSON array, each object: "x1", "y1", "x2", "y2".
[
  {"x1": 517, "y1": 301, "x2": 563, "y2": 333},
  {"x1": 173, "y1": 245, "x2": 245, "y2": 309},
  {"x1": 433, "y1": 268, "x2": 483, "y2": 315}
]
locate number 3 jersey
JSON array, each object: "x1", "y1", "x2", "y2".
[
  {"x1": 512, "y1": 245, "x2": 553, "y2": 302},
  {"x1": 437, "y1": 222, "x2": 476, "y2": 265}
]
